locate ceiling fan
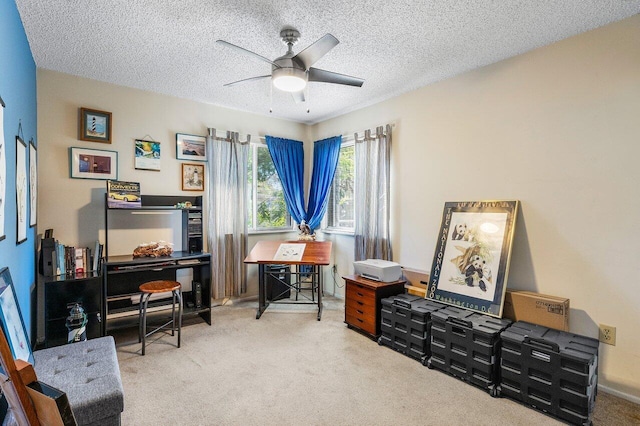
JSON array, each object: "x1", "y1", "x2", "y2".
[{"x1": 216, "y1": 28, "x2": 364, "y2": 103}]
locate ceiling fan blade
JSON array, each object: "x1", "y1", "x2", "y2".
[
  {"x1": 291, "y1": 91, "x2": 306, "y2": 104},
  {"x1": 216, "y1": 40, "x2": 280, "y2": 68},
  {"x1": 308, "y1": 68, "x2": 364, "y2": 87},
  {"x1": 223, "y1": 75, "x2": 271, "y2": 87},
  {"x1": 293, "y1": 34, "x2": 339, "y2": 69}
]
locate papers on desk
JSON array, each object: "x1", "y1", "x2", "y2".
[{"x1": 273, "y1": 243, "x2": 306, "y2": 261}]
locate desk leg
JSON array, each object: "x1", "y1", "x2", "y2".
[
  {"x1": 256, "y1": 264, "x2": 268, "y2": 319},
  {"x1": 317, "y1": 265, "x2": 323, "y2": 321}
]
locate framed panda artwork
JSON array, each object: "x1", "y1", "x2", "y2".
[{"x1": 427, "y1": 200, "x2": 519, "y2": 317}]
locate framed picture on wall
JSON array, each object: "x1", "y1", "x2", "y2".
[
  {"x1": 29, "y1": 140, "x2": 37, "y2": 227},
  {"x1": 182, "y1": 163, "x2": 204, "y2": 191},
  {"x1": 176, "y1": 133, "x2": 206, "y2": 162},
  {"x1": 0, "y1": 95, "x2": 6, "y2": 241},
  {"x1": 79, "y1": 107, "x2": 112, "y2": 143},
  {"x1": 0, "y1": 267, "x2": 34, "y2": 364},
  {"x1": 427, "y1": 200, "x2": 519, "y2": 317},
  {"x1": 69, "y1": 147, "x2": 118, "y2": 180},
  {"x1": 16, "y1": 136, "x2": 27, "y2": 244}
]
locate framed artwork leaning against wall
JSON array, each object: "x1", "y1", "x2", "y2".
[{"x1": 427, "y1": 200, "x2": 519, "y2": 317}]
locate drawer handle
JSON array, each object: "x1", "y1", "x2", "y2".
[
  {"x1": 357, "y1": 318, "x2": 363, "y2": 323},
  {"x1": 357, "y1": 309, "x2": 364, "y2": 314},
  {"x1": 357, "y1": 292, "x2": 364, "y2": 297},
  {"x1": 357, "y1": 301, "x2": 364, "y2": 306}
]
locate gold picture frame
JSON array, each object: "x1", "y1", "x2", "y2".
[{"x1": 182, "y1": 163, "x2": 204, "y2": 191}]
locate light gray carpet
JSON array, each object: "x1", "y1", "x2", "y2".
[{"x1": 114, "y1": 297, "x2": 639, "y2": 425}]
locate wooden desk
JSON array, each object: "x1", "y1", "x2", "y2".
[{"x1": 244, "y1": 240, "x2": 332, "y2": 320}]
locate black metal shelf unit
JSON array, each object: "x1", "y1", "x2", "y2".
[{"x1": 104, "y1": 195, "x2": 211, "y2": 333}]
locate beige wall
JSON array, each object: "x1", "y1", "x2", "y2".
[
  {"x1": 313, "y1": 15, "x2": 640, "y2": 400},
  {"x1": 38, "y1": 15, "x2": 640, "y2": 400},
  {"x1": 37, "y1": 69, "x2": 305, "y2": 295}
]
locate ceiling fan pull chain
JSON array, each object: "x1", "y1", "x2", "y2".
[{"x1": 269, "y1": 83, "x2": 273, "y2": 113}]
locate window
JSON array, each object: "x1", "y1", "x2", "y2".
[
  {"x1": 248, "y1": 143, "x2": 291, "y2": 231},
  {"x1": 325, "y1": 142, "x2": 355, "y2": 231}
]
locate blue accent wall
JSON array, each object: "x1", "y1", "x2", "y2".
[{"x1": 0, "y1": 0, "x2": 38, "y2": 341}]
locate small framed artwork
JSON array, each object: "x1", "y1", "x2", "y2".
[
  {"x1": 134, "y1": 139, "x2": 161, "y2": 171},
  {"x1": 69, "y1": 147, "x2": 118, "y2": 180},
  {"x1": 0, "y1": 267, "x2": 34, "y2": 364},
  {"x1": 79, "y1": 107, "x2": 112, "y2": 143},
  {"x1": 427, "y1": 200, "x2": 519, "y2": 317},
  {"x1": 182, "y1": 163, "x2": 204, "y2": 191},
  {"x1": 16, "y1": 137, "x2": 27, "y2": 244},
  {"x1": 0, "y1": 96, "x2": 6, "y2": 241},
  {"x1": 29, "y1": 140, "x2": 37, "y2": 227},
  {"x1": 176, "y1": 133, "x2": 206, "y2": 162}
]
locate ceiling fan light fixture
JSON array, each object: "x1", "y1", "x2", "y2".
[{"x1": 272, "y1": 67, "x2": 307, "y2": 92}]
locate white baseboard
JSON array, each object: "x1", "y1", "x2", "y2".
[{"x1": 598, "y1": 384, "x2": 640, "y2": 405}]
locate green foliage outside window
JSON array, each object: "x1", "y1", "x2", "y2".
[
  {"x1": 328, "y1": 144, "x2": 355, "y2": 229},
  {"x1": 248, "y1": 145, "x2": 289, "y2": 230}
]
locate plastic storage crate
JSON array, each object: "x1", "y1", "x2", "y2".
[
  {"x1": 499, "y1": 321, "x2": 599, "y2": 426},
  {"x1": 428, "y1": 305, "x2": 512, "y2": 394},
  {"x1": 378, "y1": 294, "x2": 445, "y2": 361}
]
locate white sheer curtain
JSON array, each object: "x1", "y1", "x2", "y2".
[
  {"x1": 206, "y1": 128, "x2": 249, "y2": 298},
  {"x1": 354, "y1": 124, "x2": 393, "y2": 261}
]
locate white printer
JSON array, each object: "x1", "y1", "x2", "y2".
[{"x1": 353, "y1": 259, "x2": 402, "y2": 282}]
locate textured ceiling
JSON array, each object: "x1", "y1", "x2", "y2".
[{"x1": 15, "y1": 1, "x2": 640, "y2": 125}]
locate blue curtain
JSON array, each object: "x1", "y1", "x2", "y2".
[
  {"x1": 306, "y1": 136, "x2": 342, "y2": 230},
  {"x1": 265, "y1": 136, "x2": 306, "y2": 223},
  {"x1": 266, "y1": 135, "x2": 342, "y2": 232}
]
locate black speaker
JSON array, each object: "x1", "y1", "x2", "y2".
[
  {"x1": 193, "y1": 281, "x2": 202, "y2": 308},
  {"x1": 39, "y1": 238, "x2": 56, "y2": 276},
  {"x1": 266, "y1": 265, "x2": 290, "y2": 301}
]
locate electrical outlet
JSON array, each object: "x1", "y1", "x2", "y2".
[{"x1": 598, "y1": 324, "x2": 616, "y2": 346}]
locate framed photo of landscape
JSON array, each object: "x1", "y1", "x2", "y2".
[
  {"x1": 69, "y1": 147, "x2": 118, "y2": 180},
  {"x1": 79, "y1": 107, "x2": 112, "y2": 143},
  {"x1": 427, "y1": 200, "x2": 519, "y2": 317},
  {"x1": 176, "y1": 133, "x2": 206, "y2": 162}
]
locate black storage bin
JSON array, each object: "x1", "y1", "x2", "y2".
[
  {"x1": 265, "y1": 264, "x2": 291, "y2": 301},
  {"x1": 428, "y1": 305, "x2": 512, "y2": 394},
  {"x1": 379, "y1": 294, "x2": 445, "y2": 362},
  {"x1": 499, "y1": 321, "x2": 599, "y2": 426}
]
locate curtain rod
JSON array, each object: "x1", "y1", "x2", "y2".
[
  {"x1": 257, "y1": 123, "x2": 395, "y2": 144},
  {"x1": 207, "y1": 128, "x2": 251, "y2": 144}
]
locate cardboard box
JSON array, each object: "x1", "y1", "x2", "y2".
[
  {"x1": 502, "y1": 290, "x2": 569, "y2": 331},
  {"x1": 401, "y1": 267, "x2": 428, "y2": 297}
]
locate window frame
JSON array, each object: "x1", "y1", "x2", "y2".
[
  {"x1": 247, "y1": 142, "x2": 293, "y2": 234},
  {"x1": 322, "y1": 139, "x2": 355, "y2": 234}
]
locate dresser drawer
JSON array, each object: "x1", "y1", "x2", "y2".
[
  {"x1": 346, "y1": 283, "x2": 376, "y2": 307},
  {"x1": 345, "y1": 298, "x2": 376, "y2": 318},
  {"x1": 345, "y1": 310, "x2": 376, "y2": 335}
]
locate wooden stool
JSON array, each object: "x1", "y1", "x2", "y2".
[{"x1": 138, "y1": 280, "x2": 182, "y2": 355}]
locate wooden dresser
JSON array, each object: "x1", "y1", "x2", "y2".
[{"x1": 343, "y1": 274, "x2": 406, "y2": 340}]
